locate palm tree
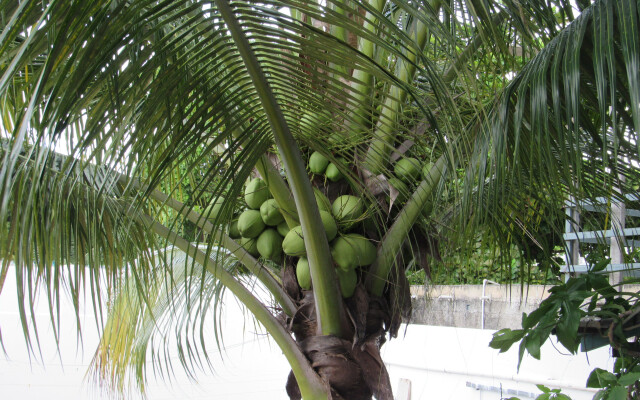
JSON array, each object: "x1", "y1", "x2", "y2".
[{"x1": 1, "y1": 0, "x2": 638, "y2": 399}]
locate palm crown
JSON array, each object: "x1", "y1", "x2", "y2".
[{"x1": 1, "y1": 0, "x2": 638, "y2": 399}]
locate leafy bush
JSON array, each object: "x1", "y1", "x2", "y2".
[{"x1": 490, "y1": 258, "x2": 640, "y2": 400}]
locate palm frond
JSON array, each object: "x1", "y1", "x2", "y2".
[
  {"x1": 89, "y1": 244, "x2": 249, "y2": 396},
  {"x1": 465, "y1": 0, "x2": 640, "y2": 264},
  {"x1": 0, "y1": 141, "x2": 159, "y2": 353}
]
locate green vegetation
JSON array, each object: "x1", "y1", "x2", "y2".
[{"x1": 492, "y1": 259, "x2": 640, "y2": 400}]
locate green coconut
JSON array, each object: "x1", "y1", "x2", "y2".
[
  {"x1": 319, "y1": 210, "x2": 338, "y2": 241},
  {"x1": 276, "y1": 221, "x2": 291, "y2": 237},
  {"x1": 344, "y1": 233, "x2": 377, "y2": 266},
  {"x1": 309, "y1": 151, "x2": 330, "y2": 174},
  {"x1": 336, "y1": 268, "x2": 357, "y2": 298},
  {"x1": 282, "y1": 226, "x2": 306, "y2": 256},
  {"x1": 422, "y1": 162, "x2": 434, "y2": 179},
  {"x1": 332, "y1": 195, "x2": 364, "y2": 227},
  {"x1": 260, "y1": 198, "x2": 284, "y2": 226},
  {"x1": 244, "y1": 178, "x2": 270, "y2": 209},
  {"x1": 256, "y1": 229, "x2": 283, "y2": 261},
  {"x1": 331, "y1": 234, "x2": 376, "y2": 271},
  {"x1": 330, "y1": 236, "x2": 359, "y2": 271},
  {"x1": 239, "y1": 237, "x2": 259, "y2": 257},
  {"x1": 203, "y1": 196, "x2": 225, "y2": 222},
  {"x1": 228, "y1": 219, "x2": 241, "y2": 239},
  {"x1": 325, "y1": 158, "x2": 346, "y2": 182},
  {"x1": 313, "y1": 188, "x2": 332, "y2": 212},
  {"x1": 394, "y1": 157, "x2": 421, "y2": 183},
  {"x1": 296, "y1": 257, "x2": 312, "y2": 290},
  {"x1": 388, "y1": 177, "x2": 410, "y2": 204},
  {"x1": 237, "y1": 209, "x2": 266, "y2": 238}
]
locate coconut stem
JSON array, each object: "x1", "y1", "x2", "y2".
[
  {"x1": 366, "y1": 155, "x2": 446, "y2": 296},
  {"x1": 363, "y1": 1, "x2": 440, "y2": 174},
  {"x1": 254, "y1": 157, "x2": 299, "y2": 228},
  {"x1": 346, "y1": 0, "x2": 387, "y2": 134},
  {"x1": 215, "y1": 0, "x2": 346, "y2": 338}
]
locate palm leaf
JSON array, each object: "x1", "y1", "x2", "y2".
[
  {"x1": 465, "y1": 0, "x2": 640, "y2": 265},
  {"x1": 89, "y1": 244, "x2": 245, "y2": 395},
  {"x1": 0, "y1": 141, "x2": 160, "y2": 354}
]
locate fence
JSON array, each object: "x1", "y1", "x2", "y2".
[{"x1": 560, "y1": 193, "x2": 640, "y2": 283}]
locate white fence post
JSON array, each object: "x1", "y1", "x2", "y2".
[
  {"x1": 610, "y1": 180, "x2": 626, "y2": 284},
  {"x1": 396, "y1": 378, "x2": 412, "y2": 400}
]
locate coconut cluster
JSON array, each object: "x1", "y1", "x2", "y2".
[
  {"x1": 304, "y1": 151, "x2": 382, "y2": 297},
  {"x1": 204, "y1": 177, "x2": 285, "y2": 263},
  {"x1": 202, "y1": 150, "x2": 381, "y2": 298},
  {"x1": 229, "y1": 178, "x2": 288, "y2": 262},
  {"x1": 285, "y1": 191, "x2": 376, "y2": 298}
]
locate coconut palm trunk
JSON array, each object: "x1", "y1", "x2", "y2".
[{"x1": 1, "y1": 0, "x2": 639, "y2": 399}]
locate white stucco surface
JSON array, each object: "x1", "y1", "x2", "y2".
[{"x1": 1, "y1": 268, "x2": 613, "y2": 400}]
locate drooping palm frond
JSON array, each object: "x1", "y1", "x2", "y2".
[
  {"x1": 89, "y1": 244, "x2": 253, "y2": 396},
  {"x1": 0, "y1": 143, "x2": 160, "y2": 355},
  {"x1": 464, "y1": 0, "x2": 640, "y2": 267}
]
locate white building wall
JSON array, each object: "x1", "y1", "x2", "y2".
[
  {"x1": 383, "y1": 324, "x2": 612, "y2": 400},
  {"x1": 0, "y1": 271, "x2": 613, "y2": 400}
]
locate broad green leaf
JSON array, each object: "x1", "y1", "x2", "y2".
[
  {"x1": 587, "y1": 368, "x2": 608, "y2": 388},
  {"x1": 593, "y1": 391, "x2": 606, "y2": 400},
  {"x1": 489, "y1": 329, "x2": 525, "y2": 352},
  {"x1": 591, "y1": 368, "x2": 619, "y2": 387},
  {"x1": 617, "y1": 372, "x2": 640, "y2": 386},
  {"x1": 518, "y1": 339, "x2": 527, "y2": 370},
  {"x1": 536, "y1": 384, "x2": 551, "y2": 393},
  {"x1": 607, "y1": 386, "x2": 628, "y2": 400},
  {"x1": 525, "y1": 331, "x2": 542, "y2": 360},
  {"x1": 556, "y1": 305, "x2": 581, "y2": 353},
  {"x1": 591, "y1": 258, "x2": 610, "y2": 272},
  {"x1": 523, "y1": 302, "x2": 556, "y2": 330}
]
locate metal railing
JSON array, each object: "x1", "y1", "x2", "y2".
[{"x1": 560, "y1": 194, "x2": 640, "y2": 282}]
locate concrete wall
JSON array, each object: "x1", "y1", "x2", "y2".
[
  {"x1": 409, "y1": 284, "x2": 640, "y2": 330},
  {"x1": 409, "y1": 284, "x2": 548, "y2": 329}
]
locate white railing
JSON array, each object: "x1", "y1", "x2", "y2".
[{"x1": 560, "y1": 194, "x2": 640, "y2": 282}]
